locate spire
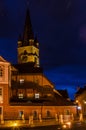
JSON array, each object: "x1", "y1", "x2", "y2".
[{"x1": 22, "y1": 8, "x2": 34, "y2": 46}]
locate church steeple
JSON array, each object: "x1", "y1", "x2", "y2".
[
  {"x1": 17, "y1": 7, "x2": 40, "y2": 67},
  {"x1": 22, "y1": 9, "x2": 34, "y2": 46}
]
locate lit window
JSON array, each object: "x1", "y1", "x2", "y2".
[
  {"x1": 77, "y1": 106, "x2": 81, "y2": 110},
  {"x1": 18, "y1": 89, "x2": 24, "y2": 99},
  {"x1": 20, "y1": 79, "x2": 24, "y2": 84},
  {"x1": 83, "y1": 100, "x2": 86, "y2": 104},
  {"x1": 35, "y1": 93, "x2": 39, "y2": 99},
  {"x1": 18, "y1": 93, "x2": 23, "y2": 99},
  {"x1": 0, "y1": 67, "x2": 3, "y2": 77}
]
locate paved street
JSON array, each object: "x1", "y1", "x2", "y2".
[
  {"x1": 70, "y1": 122, "x2": 86, "y2": 130},
  {"x1": 0, "y1": 121, "x2": 86, "y2": 130},
  {"x1": 29, "y1": 122, "x2": 86, "y2": 130},
  {"x1": 22, "y1": 122, "x2": 86, "y2": 130}
]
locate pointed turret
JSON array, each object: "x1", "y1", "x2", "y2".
[
  {"x1": 22, "y1": 9, "x2": 34, "y2": 46},
  {"x1": 34, "y1": 36, "x2": 39, "y2": 48}
]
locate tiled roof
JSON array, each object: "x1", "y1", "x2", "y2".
[
  {"x1": 75, "y1": 86, "x2": 86, "y2": 97},
  {"x1": 13, "y1": 63, "x2": 43, "y2": 74},
  {"x1": 53, "y1": 91, "x2": 75, "y2": 106},
  {"x1": 57, "y1": 89, "x2": 69, "y2": 99}
]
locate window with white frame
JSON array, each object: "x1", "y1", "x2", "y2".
[
  {"x1": 20, "y1": 79, "x2": 24, "y2": 84},
  {"x1": 35, "y1": 93, "x2": 39, "y2": 99}
]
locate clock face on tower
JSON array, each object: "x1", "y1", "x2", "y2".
[
  {"x1": 19, "y1": 50, "x2": 28, "y2": 63},
  {"x1": 21, "y1": 55, "x2": 28, "y2": 62}
]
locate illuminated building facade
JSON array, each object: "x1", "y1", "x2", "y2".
[
  {"x1": 0, "y1": 8, "x2": 77, "y2": 122},
  {"x1": 75, "y1": 86, "x2": 86, "y2": 119}
]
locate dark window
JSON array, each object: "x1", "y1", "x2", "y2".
[
  {"x1": 33, "y1": 111, "x2": 37, "y2": 118},
  {"x1": 46, "y1": 110, "x2": 51, "y2": 117},
  {"x1": 19, "y1": 111, "x2": 23, "y2": 118},
  {"x1": 0, "y1": 88, "x2": 2, "y2": 96},
  {"x1": 0, "y1": 107, "x2": 2, "y2": 115},
  {"x1": 0, "y1": 67, "x2": 3, "y2": 77}
]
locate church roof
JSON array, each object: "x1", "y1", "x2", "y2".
[
  {"x1": 54, "y1": 92, "x2": 74, "y2": 106},
  {"x1": 0, "y1": 56, "x2": 8, "y2": 62},
  {"x1": 13, "y1": 63, "x2": 43, "y2": 74},
  {"x1": 57, "y1": 89, "x2": 69, "y2": 99},
  {"x1": 75, "y1": 86, "x2": 86, "y2": 97}
]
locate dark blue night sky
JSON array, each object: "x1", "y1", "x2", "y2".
[{"x1": 0, "y1": 0, "x2": 86, "y2": 99}]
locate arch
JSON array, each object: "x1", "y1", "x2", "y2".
[
  {"x1": 46, "y1": 110, "x2": 51, "y2": 117},
  {"x1": 33, "y1": 111, "x2": 38, "y2": 119}
]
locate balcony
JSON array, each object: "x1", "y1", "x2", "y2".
[{"x1": 9, "y1": 96, "x2": 54, "y2": 106}]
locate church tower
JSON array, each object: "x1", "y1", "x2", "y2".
[{"x1": 17, "y1": 9, "x2": 40, "y2": 67}]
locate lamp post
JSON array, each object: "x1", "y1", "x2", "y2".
[
  {"x1": 75, "y1": 100, "x2": 79, "y2": 117},
  {"x1": 12, "y1": 122, "x2": 20, "y2": 130}
]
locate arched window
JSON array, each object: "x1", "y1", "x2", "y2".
[
  {"x1": 46, "y1": 110, "x2": 51, "y2": 117},
  {"x1": 19, "y1": 111, "x2": 23, "y2": 119},
  {"x1": 33, "y1": 111, "x2": 38, "y2": 119}
]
